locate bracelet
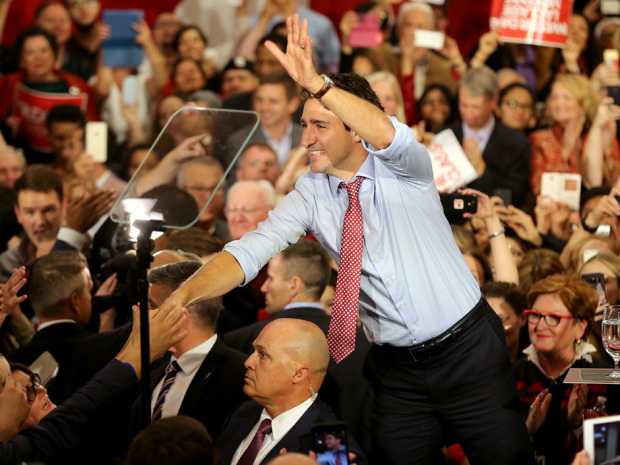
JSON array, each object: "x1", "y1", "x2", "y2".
[{"x1": 488, "y1": 228, "x2": 505, "y2": 239}]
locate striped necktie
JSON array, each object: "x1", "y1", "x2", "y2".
[{"x1": 151, "y1": 360, "x2": 180, "y2": 421}]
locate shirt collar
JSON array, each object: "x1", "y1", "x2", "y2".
[
  {"x1": 283, "y1": 302, "x2": 324, "y2": 311},
  {"x1": 523, "y1": 341, "x2": 597, "y2": 378},
  {"x1": 37, "y1": 319, "x2": 76, "y2": 331},
  {"x1": 259, "y1": 396, "x2": 315, "y2": 442},
  {"x1": 327, "y1": 153, "x2": 375, "y2": 196},
  {"x1": 462, "y1": 115, "x2": 495, "y2": 143},
  {"x1": 172, "y1": 334, "x2": 217, "y2": 375}
]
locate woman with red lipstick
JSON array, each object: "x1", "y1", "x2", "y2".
[{"x1": 512, "y1": 274, "x2": 618, "y2": 465}]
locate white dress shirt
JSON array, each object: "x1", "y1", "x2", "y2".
[
  {"x1": 150, "y1": 334, "x2": 217, "y2": 418},
  {"x1": 231, "y1": 397, "x2": 315, "y2": 465}
]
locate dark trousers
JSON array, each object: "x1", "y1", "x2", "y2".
[{"x1": 363, "y1": 299, "x2": 535, "y2": 465}]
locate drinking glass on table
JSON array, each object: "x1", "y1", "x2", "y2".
[{"x1": 602, "y1": 305, "x2": 620, "y2": 378}]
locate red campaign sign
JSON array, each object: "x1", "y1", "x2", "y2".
[
  {"x1": 428, "y1": 143, "x2": 464, "y2": 192},
  {"x1": 12, "y1": 84, "x2": 87, "y2": 152},
  {"x1": 490, "y1": 0, "x2": 573, "y2": 48}
]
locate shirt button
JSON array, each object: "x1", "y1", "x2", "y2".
[
  {"x1": 412, "y1": 325, "x2": 417, "y2": 330},
  {"x1": 387, "y1": 279, "x2": 392, "y2": 284},
  {"x1": 399, "y1": 302, "x2": 405, "y2": 307},
  {"x1": 373, "y1": 254, "x2": 380, "y2": 260},
  {"x1": 365, "y1": 228, "x2": 370, "y2": 233}
]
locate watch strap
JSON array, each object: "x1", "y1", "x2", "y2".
[{"x1": 312, "y1": 74, "x2": 334, "y2": 99}]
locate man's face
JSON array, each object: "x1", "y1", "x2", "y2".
[
  {"x1": 65, "y1": 0, "x2": 100, "y2": 28},
  {"x1": 458, "y1": 87, "x2": 496, "y2": 131},
  {"x1": 152, "y1": 13, "x2": 181, "y2": 48},
  {"x1": 237, "y1": 146, "x2": 281, "y2": 185},
  {"x1": 149, "y1": 282, "x2": 171, "y2": 310},
  {"x1": 243, "y1": 321, "x2": 297, "y2": 405},
  {"x1": 253, "y1": 83, "x2": 297, "y2": 130},
  {"x1": 0, "y1": 150, "x2": 23, "y2": 189},
  {"x1": 225, "y1": 186, "x2": 271, "y2": 240},
  {"x1": 177, "y1": 163, "x2": 224, "y2": 225},
  {"x1": 74, "y1": 267, "x2": 93, "y2": 326},
  {"x1": 301, "y1": 99, "x2": 360, "y2": 179},
  {"x1": 222, "y1": 69, "x2": 259, "y2": 98},
  {"x1": 255, "y1": 44, "x2": 284, "y2": 76},
  {"x1": 398, "y1": 9, "x2": 431, "y2": 40},
  {"x1": 260, "y1": 254, "x2": 294, "y2": 314},
  {"x1": 48, "y1": 121, "x2": 84, "y2": 167},
  {"x1": 15, "y1": 190, "x2": 63, "y2": 246},
  {"x1": 324, "y1": 434, "x2": 340, "y2": 451}
]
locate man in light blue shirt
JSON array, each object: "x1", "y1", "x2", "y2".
[{"x1": 161, "y1": 15, "x2": 535, "y2": 465}]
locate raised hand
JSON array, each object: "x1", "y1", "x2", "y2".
[
  {"x1": 0, "y1": 266, "x2": 27, "y2": 326},
  {"x1": 264, "y1": 14, "x2": 323, "y2": 93},
  {"x1": 526, "y1": 389, "x2": 552, "y2": 436}
]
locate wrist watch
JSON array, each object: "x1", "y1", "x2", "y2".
[
  {"x1": 581, "y1": 215, "x2": 598, "y2": 233},
  {"x1": 312, "y1": 74, "x2": 334, "y2": 99}
]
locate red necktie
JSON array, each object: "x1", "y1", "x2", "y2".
[
  {"x1": 237, "y1": 418, "x2": 272, "y2": 465},
  {"x1": 328, "y1": 176, "x2": 364, "y2": 363}
]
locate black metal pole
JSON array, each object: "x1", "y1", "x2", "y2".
[{"x1": 136, "y1": 230, "x2": 155, "y2": 429}]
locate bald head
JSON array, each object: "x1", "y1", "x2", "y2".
[
  {"x1": 267, "y1": 453, "x2": 318, "y2": 465},
  {"x1": 244, "y1": 318, "x2": 329, "y2": 417},
  {"x1": 277, "y1": 318, "x2": 330, "y2": 376}
]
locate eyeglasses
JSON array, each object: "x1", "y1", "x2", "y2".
[
  {"x1": 224, "y1": 205, "x2": 269, "y2": 215},
  {"x1": 67, "y1": 0, "x2": 97, "y2": 8},
  {"x1": 24, "y1": 372, "x2": 42, "y2": 402},
  {"x1": 524, "y1": 309, "x2": 574, "y2": 327},
  {"x1": 180, "y1": 185, "x2": 218, "y2": 196},
  {"x1": 502, "y1": 99, "x2": 532, "y2": 111},
  {"x1": 248, "y1": 161, "x2": 278, "y2": 169}
]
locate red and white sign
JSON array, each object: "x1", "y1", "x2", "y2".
[
  {"x1": 12, "y1": 84, "x2": 87, "y2": 152},
  {"x1": 427, "y1": 130, "x2": 478, "y2": 193},
  {"x1": 490, "y1": 0, "x2": 573, "y2": 48}
]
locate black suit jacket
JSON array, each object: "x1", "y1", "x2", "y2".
[
  {"x1": 217, "y1": 399, "x2": 368, "y2": 465},
  {"x1": 448, "y1": 120, "x2": 531, "y2": 208},
  {"x1": 129, "y1": 337, "x2": 247, "y2": 442},
  {"x1": 224, "y1": 306, "x2": 371, "y2": 447},
  {"x1": 0, "y1": 360, "x2": 139, "y2": 465},
  {"x1": 7, "y1": 322, "x2": 131, "y2": 403}
]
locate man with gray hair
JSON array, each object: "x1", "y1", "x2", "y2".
[
  {"x1": 225, "y1": 180, "x2": 276, "y2": 241},
  {"x1": 396, "y1": 1, "x2": 460, "y2": 123},
  {"x1": 447, "y1": 65, "x2": 531, "y2": 208}
]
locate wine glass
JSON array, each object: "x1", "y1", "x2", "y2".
[{"x1": 602, "y1": 305, "x2": 620, "y2": 378}]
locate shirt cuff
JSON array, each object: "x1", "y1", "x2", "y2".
[{"x1": 57, "y1": 227, "x2": 88, "y2": 250}]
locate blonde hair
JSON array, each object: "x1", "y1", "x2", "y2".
[
  {"x1": 0, "y1": 354, "x2": 10, "y2": 386},
  {"x1": 367, "y1": 71, "x2": 407, "y2": 124},
  {"x1": 547, "y1": 74, "x2": 600, "y2": 129}
]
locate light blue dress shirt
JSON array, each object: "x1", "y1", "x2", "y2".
[{"x1": 224, "y1": 117, "x2": 481, "y2": 347}]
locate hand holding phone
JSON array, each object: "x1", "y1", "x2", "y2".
[{"x1": 312, "y1": 422, "x2": 349, "y2": 465}]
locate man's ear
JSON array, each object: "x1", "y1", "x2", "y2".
[
  {"x1": 14, "y1": 204, "x2": 22, "y2": 225},
  {"x1": 292, "y1": 366, "x2": 310, "y2": 384}
]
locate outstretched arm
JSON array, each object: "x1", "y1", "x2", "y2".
[{"x1": 265, "y1": 15, "x2": 395, "y2": 150}]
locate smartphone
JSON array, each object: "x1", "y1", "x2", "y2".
[
  {"x1": 608, "y1": 86, "x2": 620, "y2": 107},
  {"x1": 582, "y1": 273, "x2": 606, "y2": 304},
  {"x1": 493, "y1": 188, "x2": 512, "y2": 207},
  {"x1": 349, "y1": 13, "x2": 382, "y2": 48},
  {"x1": 604, "y1": 49, "x2": 619, "y2": 72},
  {"x1": 414, "y1": 30, "x2": 445, "y2": 50},
  {"x1": 440, "y1": 194, "x2": 478, "y2": 215},
  {"x1": 28, "y1": 351, "x2": 59, "y2": 389},
  {"x1": 601, "y1": 0, "x2": 620, "y2": 15},
  {"x1": 584, "y1": 415, "x2": 620, "y2": 465},
  {"x1": 312, "y1": 422, "x2": 349, "y2": 465},
  {"x1": 596, "y1": 224, "x2": 611, "y2": 238},
  {"x1": 122, "y1": 75, "x2": 139, "y2": 106},
  {"x1": 85, "y1": 121, "x2": 108, "y2": 163}
]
